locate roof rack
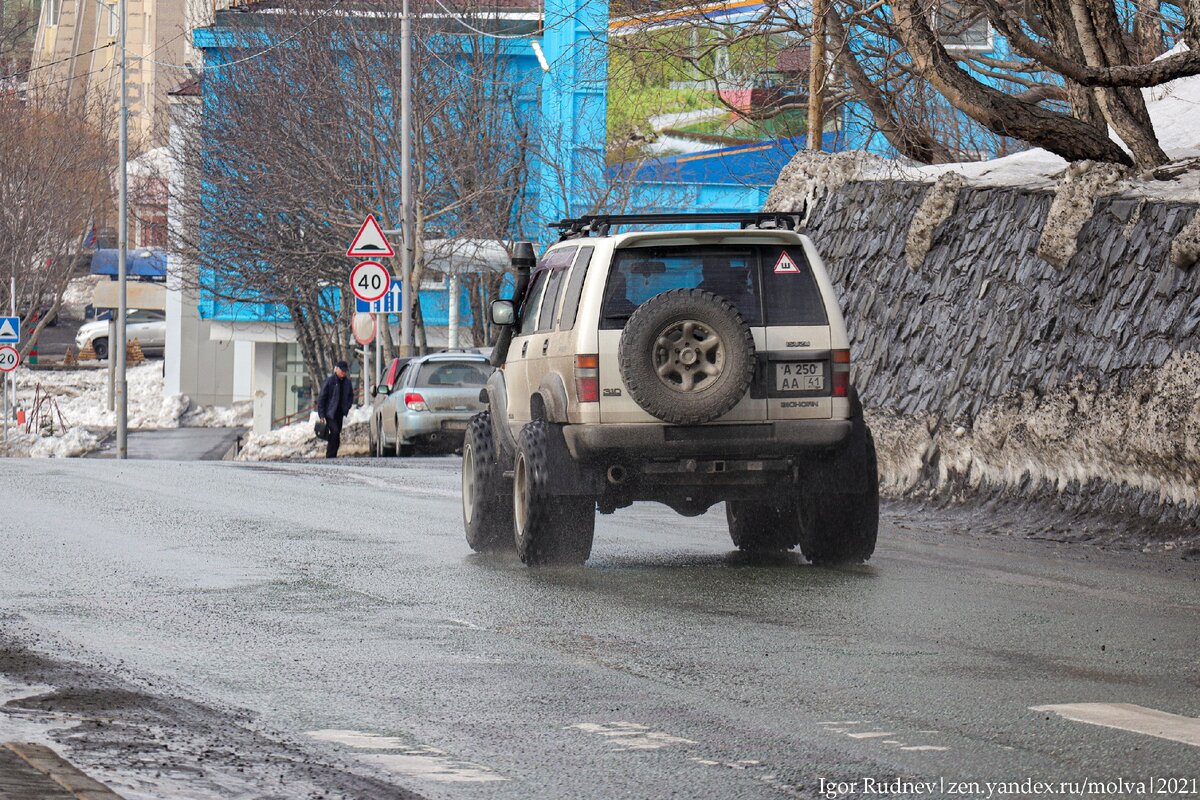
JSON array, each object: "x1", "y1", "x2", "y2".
[{"x1": 550, "y1": 212, "x2": 805, "y2": 240}]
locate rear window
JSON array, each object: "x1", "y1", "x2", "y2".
[
  {"x1": 415, "y1": 360, "x2": 492, "y2": 387},
  {"x1": 599, "y1": 244, "x2": 826, "y2": 329}
]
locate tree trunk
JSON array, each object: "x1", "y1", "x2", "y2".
[
  {"x1": 892, "y1": 0, "x2": 1133, "y2": 165},
  {"x1": 1069, "y1": 0, "x2": 1168, "y2": 168},
  {"x1": 827, "y1": 10, "x2": 953, "y2": 164}
]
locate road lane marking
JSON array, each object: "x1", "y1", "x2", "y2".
[
  {"x1": 820, "y1": 720, "x2": 950, "y2": 752},
  {"x1": 569, "y1": 722, "x2": 697, "y2": 751},
  {"x1": 1031, "y1": 703, "x2": 1200, "y2": 748},
  {"x1": 307, "y1": 729, "x2": 507, "y2": 783}
]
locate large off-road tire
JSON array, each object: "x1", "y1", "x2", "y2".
[
  {"x1": 726, "y1": 499, "x2": 803, "y2": 553},
  {"x1": 797, "y1": 427, "x2": 880, "y2": 565},
  {"x1": 513, "y1": 420, "x2": 595, "y2": 565},
  {"x1": 462, "y1": 412, "x2": 513, "y2": 552},
  {"x1": 618, "y1": 289, "x2": 755, "y2": 425}
]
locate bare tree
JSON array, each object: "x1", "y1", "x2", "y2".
[
  {"x1": 0, "y1": 86, "x2": 115, "y2": 359},
  {"x1": 172, "y1": 0, "x2": 539, "y2": 387},
  {"x1": 609, "y1": 0, "x2": 1196, "y2": 169}
]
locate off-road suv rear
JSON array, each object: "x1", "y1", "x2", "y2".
[{"x1": 462, "y1": 213, "x2": 878, "y2": 566}]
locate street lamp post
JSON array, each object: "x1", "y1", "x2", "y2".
[
  {"x1": 400, "y1": 0, "x2": 414, "y2": 357},
  {"x1": 115, "y1": 0, "x2": 129, "y2": 458}
]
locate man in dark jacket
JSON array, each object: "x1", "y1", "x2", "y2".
[{"x1": 317, "y1": 361, "x2": 355, "y2": 458}]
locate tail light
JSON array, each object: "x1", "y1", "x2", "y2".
[
  {"x1": 404, "y1": 392, "x2": 428, "y2": 411},
  {"x1": 575, "y1": 354, "x2": 599, "y2": 403},
  {"x1": 832, "y1": 349, "x2": 850, "y2": 398}
]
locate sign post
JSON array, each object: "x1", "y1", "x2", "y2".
[
  {"x1": 0, "y1": 344, "x2": 19, "y2": 446},
  {"x1": 0, "y1": 317, "x2": 18, "y2": 447},
  {"x1": 348, "y1": 217, "x2": 395, "y2": 384}
]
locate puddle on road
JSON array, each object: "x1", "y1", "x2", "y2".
[{"x1": 308, "y1": 728, "x2": 508, "y2": 783}]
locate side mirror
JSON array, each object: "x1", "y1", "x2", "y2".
[
  {"x1": 491, "y1": 300, "x2": 516, "y2": 326},
  {"x1": 376, "y1": 384, "x2": 391, "y2": 396}
]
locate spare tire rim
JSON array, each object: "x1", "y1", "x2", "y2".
[{"x1": 653, "y1": 319, "x2": 724, "y2": 393}]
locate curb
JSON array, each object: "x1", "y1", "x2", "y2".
[{"x1": 2, "y1": 743, "x2": 123, "y2": 799}]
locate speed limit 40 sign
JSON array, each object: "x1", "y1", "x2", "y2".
[
  {"x1": 0, "y1": 344, "x2": 19, "y2": 373},
  {"x1": 350, "y1": 260, "x2": 392, "y2": 303}
]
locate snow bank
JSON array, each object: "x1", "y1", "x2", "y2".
[
  {"x1": 0, "y1": 427, "x2": 99, "y2": 459},
  {"x1": 838, "y1": 57, "x2": 1200, "y2": 202},
  {"x1": 1037, "y1": 161, "x2": 1129, "y2": 269},
  {"x1": 904, "y1": 172, "x2": 966, "y2": 271},
  {"x1": 237, "y1": 407, "x2": 371, "y2": 462},
  {"x1": 4, "y1": 364, "x2": 250, "y2": 453},
  {"x1": 870, "y1": 351, "x2": 1200, "y2": 512},
  {"x1": 763, "y1": 151, "x2": 890, "y2": 215}
]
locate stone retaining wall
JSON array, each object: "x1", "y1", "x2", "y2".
[{"x1": 800, "y1": 181, "x2": 1200, "y2": 534}]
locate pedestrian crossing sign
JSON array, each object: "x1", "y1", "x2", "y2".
[{"x1": 0, "y1": 316, "x2": 19, "y2": 344}]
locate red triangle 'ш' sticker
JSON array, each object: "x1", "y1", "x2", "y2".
[{"x1": 774, "y1": 251, "x2": 801, "y2": 273}]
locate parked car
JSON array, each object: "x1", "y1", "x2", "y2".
[
  {"x1": 369, "y1": 352, "x2": 494, "y2": 457},
  {"x1": 462, "y1": 213, "x2": 878, "y2": 566},
  {"x1": 74, "y1": 308, "x2": 166, "y2": 360}
]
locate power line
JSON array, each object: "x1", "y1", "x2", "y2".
[
  {"x1": 428, "y1": 0, "x2": 541, "y2": 40},
  {"x1": 0, "y1": 41, "x2": 115, "y2": 83},
  {"x1": 135, "y1": 0, "x2": 348, "y2": 71}
]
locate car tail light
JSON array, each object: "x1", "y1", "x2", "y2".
[
  {"x1": 831, "y1": 349, "x2": 850, "y2": 397},
  {"x1": 404, "y1": 392, "x2": 428, "y2": 411},
  {"x1": 575, "y1": 354, "x2": 599, "y2": 403}
]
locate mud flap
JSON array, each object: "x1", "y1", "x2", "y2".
[{"x1": 799, "y1": 389, "x2": 871, "y2": 494}]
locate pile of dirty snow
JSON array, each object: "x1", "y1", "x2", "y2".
[
  {"x1": 10, "y1": 363, "x2": 250, "y2": 431},
  {"x1": 237, "y1": 407, "x2": 371, "y2": 462},
  {"x1": 0, "y1": 427, "x2": 99, "y2": 459},
  {"x1": 869, "y1": 351, "x2": 1200, "y2": 517}
]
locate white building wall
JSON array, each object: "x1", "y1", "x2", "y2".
[
  {"x1": 251, "y1": 341, "x2": 276, "y2": 435},
  {"x1": 164, "y1": 80, "x2": 238, "y2": 408}
]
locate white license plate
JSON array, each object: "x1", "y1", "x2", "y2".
[
  {"x1": 775, "y1": 362, "x2": 824, "y2": 392},
  {"x1": 441, "y1": 419, "x2": 469, "y2": 431}
]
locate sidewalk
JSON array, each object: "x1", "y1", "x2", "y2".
[
  {"x1": 0, "y1": 743, "x2": 121, "y2": 799},
  {"x1": 87, "y1": 427, "x2": 245, "y2": 461}
]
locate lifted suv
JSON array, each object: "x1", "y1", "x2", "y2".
[{"x1": 462, "y1": 213, "x2": 878, "y2": 566}]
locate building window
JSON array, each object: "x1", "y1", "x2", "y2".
[
  {"x1": 272, "y1": 344, "x2": 313, "y2": 429},
  {"x1": 107, "y1": 3, "x2": 118, "y2": 37},
  {"x1": 45, "y1": 0, "x2": 61, "y2": 26},
  {"x1": 936, "y1": 1, "x2": 992, "y2": 51}
]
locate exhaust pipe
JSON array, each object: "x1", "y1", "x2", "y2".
[{"x1": 607, "y1": 465, "x2": 627, "y2": 485}]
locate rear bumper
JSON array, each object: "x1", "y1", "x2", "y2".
[
  {"x1": 562, "y1": 419, "x2": 853, "y2": 462},
  {"x1": 397, "y1": 410, "x2": 478, "y2": 443}
]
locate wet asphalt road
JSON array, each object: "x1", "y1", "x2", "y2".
[{"x1": 0, "y1": 456, "x2": 1198, "y2": 799}]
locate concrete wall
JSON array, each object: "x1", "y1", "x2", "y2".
[{"x1": 798, "y1": 181, "x2": 1200, "y2": 532}]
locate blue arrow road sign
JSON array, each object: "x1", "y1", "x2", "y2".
[
  {"x1": 355, "y1": 278, "x2": 403, "y2": 314},
  {"x1": 0, "y1": 316, "x2": 19, "y2": 344}
]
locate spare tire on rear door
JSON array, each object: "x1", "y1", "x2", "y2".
[{"x1": 618, "y1": 288, "x2": 755, "y2": 425}]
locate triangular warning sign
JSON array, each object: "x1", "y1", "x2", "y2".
[
  {"x1": 347, "y1": 214, "x2": 395, "y2": 258},
  {"x1": 0, "y1": 319, "x2": 17, "y2": 340},
  {"x1": 774, "y1": 251, "x2": 801, "y2": 274}
]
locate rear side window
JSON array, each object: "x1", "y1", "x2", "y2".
[
  {"x1": 518, "y1": 270, "x2": 550, "y2": 335},
  {"x1": 759, "y1": 246, "x2": 827, "y2": 326},
  {"x1": 557, "y1": 246, "x2": 593, "y2": 331},
  {"x1": 416, "y1": 360, "x2": 492, "y2": 387},
  {"x1": 601, "y1": 246, "x2": 762, "y2": 329},
  {"x1": 537, "y1": 268, "x2": 567, "y2": 332}
]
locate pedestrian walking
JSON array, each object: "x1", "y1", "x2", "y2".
[{"x1": 317, "y1": 360, "x2": 355, "y2": 459}]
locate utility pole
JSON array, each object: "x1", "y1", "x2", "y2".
[
  {"x1": 115, "y1": 0, "x2": 129, "y2": 457},
  {"x1": 806, "y1": 0, "x2": 827, "y2": 152},
  {"x1": 400, "y1": 0, "x2": 414, "y2": 356}
]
